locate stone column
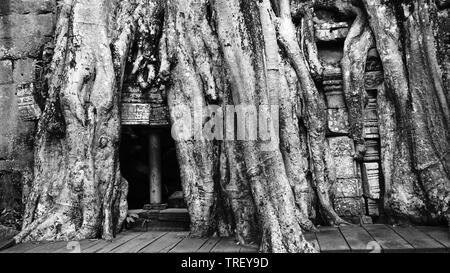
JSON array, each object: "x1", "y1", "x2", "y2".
[{"x1": 149, "y1": 131, "x2": 162, "y2": 205}]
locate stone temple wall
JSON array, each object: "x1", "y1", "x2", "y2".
[
  {"x1": 314, "y1": 16, "x2": 385, "y2": 223},
  {"x1": 0, "y1": 2, "x2": 449, "y2": 231},
  {"x1": 0, "y1": 0, "x2": 56, "y2": 233}
]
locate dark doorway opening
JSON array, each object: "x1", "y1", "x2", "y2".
[{"x1": 120, "y1": 126, "x2": 182, "y2": 209}]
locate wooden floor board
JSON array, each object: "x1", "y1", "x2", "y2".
[
  {"x1": 53, "y1": 239, "x2": 102, "y2": 253},
  {"x1": 139, "y1": 232, "x2": 188, "y2": 253},
  {"x1": 83, "y1": 232, "x2": 143, "y2": 253},
  {"x1": 211, "y1": 238, "x2": 240, "y2": 253},
  {"x1": 197, "y1": 237, "x2": 220, "y2": 253},
  {"x1": 315, "y1": 227, "x2": 350, "y2": 253},
  {"x1": 390, "y1": 226, "x2": 446, "y2": 253},
  {"x1": 416, "y1": 226, "x2": 450, "y2": 251},
  {"x1": 339, "y1": 225, "x2": 376, "y2": 253},
  {"x1": 363, "y1": 224, "x2": 414, "y2": 253},
  {"x1": 111, "y1": 232, "x2": 167, "y2": 253},
  {"x1": 1, "y1": 225, "x2": 448, "y2": 253},
  {"x1": 2, "y1": 242, "x2": 44, "y2": 253},
  {"x1": 169, "y1": 237, "x2": 209, "y2": 253},
  {"x1": 25, "y1": 241, "x2": 69, "y2": 253}
]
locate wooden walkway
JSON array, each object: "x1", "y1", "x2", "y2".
[{"x1": 1, "y1": 225, "x2": 448, "y2": 253}]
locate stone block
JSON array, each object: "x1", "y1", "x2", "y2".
[
  {"x1": 363, "y1": 140, "x2": 380, "y2": 161},
  {"x1": 329, "y1": 137, "x2": 360, "y2": 179},
  {"x1": 364, "y1": 71, "x2": 384, "y2": 89},
  {"x1": 365, "y1": 58, "x2": 383, "y2": 72},
  {"x1": 334, "y1": 178, "x2": 362, "y2": 198},
  {"x1": 121, "y1": 103, "x2": 151, "y2": 125},
  {"x1": 0, "y1": 60, "x2": 13, "y2": 84},
  {"x1": 333, "y1": 197, "x2": 365, "y2": 217},
  {"x1": 0, "y1": 0, "x2": 56, "y2": 16},
  {"x1": 0, "y1": 13, "x2": 55, "y2": 59},
  {"x1": 366, "y1": 198, "x2": 380, "y2": 216},
  {"x1": 362, "y1": 162, "x2": 381, "y2": 199},
  {"x1": 328, "y1": 136, "x2": 355, "y2": 157},
  {"x1": 13, "y1": 58, "x2": 36, "y2": 84},
  {"x1": 16, "y1": 83, "x2": 41, "y2": 121},
  {"x1": 364, "y1": 121, "x2": 379, "y2": 139},
  {"x1": 363, "y1": 90, "x2": 379, "y2": 139},
  {"x1": 324, "y1": 90, "x2": 346, "y2": 109},
  {"x1": 315, "y1": 22, "x2": 349, "y2": 42},
  {"x1": 0, "y1": 83, "x2": 35, "y2": 162},
  {"x1": 334, "y1": 156, "x2": 359, "y2": 179},
  {"x1": 328, "y1": 108, "x2": 349, "y2": 134}
]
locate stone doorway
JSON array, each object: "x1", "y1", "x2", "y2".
[{"x1": 120, "y1": 126, "x2": 183, "y2": 210}]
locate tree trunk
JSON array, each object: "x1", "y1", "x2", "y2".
[{"x1": 14, "y1": 0, "x2": 450, "y2": 252}]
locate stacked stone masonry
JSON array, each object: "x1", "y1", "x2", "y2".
[
  {"x1": 4, "y1": 1, "x2": 449, "y2": 227},
  {"x1": 0, "y1": 0, "x2": 57, "y2": 230},
  {"x1": 316, "y1": 20, "x2": 384, "y2": 221}
]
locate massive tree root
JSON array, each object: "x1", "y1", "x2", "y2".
[
  {"x1": 363, "y1": 0, "x2": 450, "y2": 225},
  {"x1": 15, "y1": 0, "x2": 450, "y2": 252},
  {"x1": 277, "y1": 0, "x2": 348, "y2": 226},
  {"x1": 341, "y1": 5, "x2": 374, "y2": 160},
  {"x1": 15, "y1": 0, "x2": 146, "y2": 242}
]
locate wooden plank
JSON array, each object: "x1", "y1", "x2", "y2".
[
  {"x1": 111, "y1": 232, "x2": 167, "y2": 253},
  {"x1": 315, "y1": 227, "x2": 350, "y2": 253},
  {"x1": 363, "y1": 224, "x2": 414, "y2": 253},
  {"x1": 303, "y1": 232, "x2": 320, "y2": 252},
  {"x1": 83, "y1": 232, "x2": 143, "y2": 253},
  {"x1": 169, "y1": 237, "x2": 209, "y2": 253},
  {"x1": 139, "y1": 232, "x2": 188, "y2": 253},
  {"x1": 1, "y1": 242, "x2": 43, "y2": 253},
  {"x1": 339, "y1": 225, "x2": 376, "y2": 253},
  {"x1": 211, "y1": 238, "x2": 240, "y2": 253},
  {"x1": 416, "y1": 226, "x2": 450, "y2": 250},
  {"x1": 53, "y1": 240, "x2": 102, "y2": 253},
  {"x1": 25, "y1": 241, "x2": 69, "y2": 253},
  {"x1": 391, "y1": 226, "x2": 446, "y2": 253},
  {"x1": 197, "y1": 237, "x2": 220, "y2": 253}
]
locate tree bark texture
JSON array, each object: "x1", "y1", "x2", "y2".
[{"x1": 13, "y1": 0, "x2": 450, "y2": 252}]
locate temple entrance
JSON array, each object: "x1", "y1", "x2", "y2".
[{"x1": 120, "y1": 126, "x2": 183, "y2": 210}]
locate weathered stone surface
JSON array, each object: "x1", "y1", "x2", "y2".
[
  {"x1": 334, "y1": 178, "x2": 362, "y2": 198},
  {"x1": 366, "y1": 198, "x2": 380, "y2": 216},
  {"x1": 121, "y1": 103, "x2": 152, "y2": 125},
  {"x1": 0, "y1": 60, "x2": 13, "y2": 84},
  {"x1": 0, "y1": 84, "x2": 35, "y2": 162},
  {"x1": 362, "y1": 162, "x2": 381, "y2": 199},
  {"x1": 363, "y1": 90, "x2": 379, "y2": 139},
  {"x1": 328, "y1": 108, "x2": 349, "y2": 134},
  {"x1": 364, "y1": 71, "x2": 384, "y2": 89},
  {"x1": 0, "y1": 0, "x2": 56, "y2": 16},
  {"x1": 363, "y1": 140, "x2": 380, "y2": 161},
  {"x1": 329, "y1": 137, "x2": 359, "y2": 179},
  {"x1": 315, "y1": 22, "x2": 349, "y2": 42},
  {"x1": 17, "y1": 83, "x2": 41, "y2": 121},
  {"x1": 0, "y1": 13, "x2": 54, "y2": 59},
  {"x1": 13, "y1": 58, "x2": 36, "y2": 84},
  {"x1": 324, "y1": 90, "x2": 346, "y2": 109},
  {"x1": 333, "y1": 156, "x2": 359, "y2": 179},
  {"x1": 333, "y1": 197, "x2": 364, "y2": 217},
  {"x1": 328, "y1": 136, "x2": 355, "y2": 157}
]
